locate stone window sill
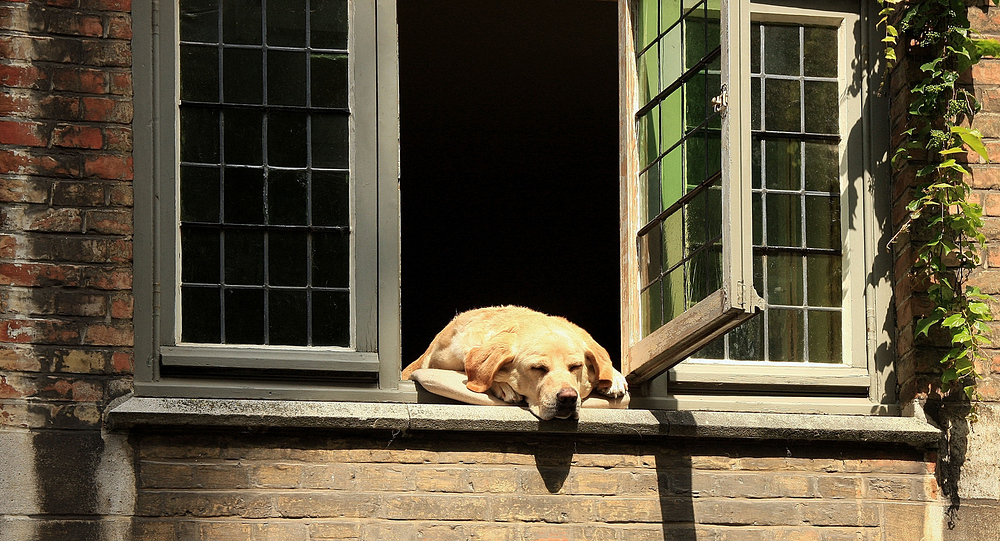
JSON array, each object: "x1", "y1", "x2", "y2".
[{"x1": 106, "y1": 396, "x2": 941, "y2": 447}]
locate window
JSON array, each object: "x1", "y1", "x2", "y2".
[
  {"x1": 135, "y1": 0, "x2": 893, "y2": 412},
  {"x1": 621, "y1": 0, "x2": 896, "y2": 413},
  {"x1": 133, "y1": 0, "x2": 411, "y2": 400}
]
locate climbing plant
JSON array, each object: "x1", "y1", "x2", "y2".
[{"x1": 879, "y1": 0, "x2": 1000, "y2": 416}]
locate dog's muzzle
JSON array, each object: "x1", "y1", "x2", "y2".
[{"x1": 554, "y1": 387, "x2": 579, "y2": 418}]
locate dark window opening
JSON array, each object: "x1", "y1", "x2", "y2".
[{"x1": 399, "y1": 0, "x2": 621, "y2": 364}]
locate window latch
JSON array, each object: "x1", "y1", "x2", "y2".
[{"x1": 711, "y1": 85, "x2": 728, "y2": 114}]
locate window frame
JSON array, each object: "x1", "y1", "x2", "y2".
[
  {"x1": 133, "y1": 0, "x2": 415, "y2": 400},
  {"x1": 133, "y1": 0, "x2": 893, "y2": 412},
  {"x1": 620, "y1": 0, "x2": 763, "y2": 386},
  {"x1": 620, "y1": 0, "x2": 896, "y2": 413}
]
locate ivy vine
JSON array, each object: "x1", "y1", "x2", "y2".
[{"x1": 879, "y1": 0, "x2": 1000, "y2": 417}]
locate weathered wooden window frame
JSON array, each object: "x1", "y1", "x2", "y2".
[
  {"x1": 620, "y1": 0, "x2": 762, "y2": 385},
  {"x1": 620, "y1": 0, "x2": 896, "y2": 414},
  {"x1": 133, "y1": 0, "x2": 415, "y2": 400}
]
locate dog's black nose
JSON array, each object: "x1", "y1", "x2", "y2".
[{"x1": 557, "y1": 388, "x2": 578, "y2": 404}]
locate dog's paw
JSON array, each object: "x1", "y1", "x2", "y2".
[
  {"x1": 597, "y1": 370, "x2": 629, "y2": 398},
  {"x1": 490, "y1": 381, "x2": 523, "y2": 404}
]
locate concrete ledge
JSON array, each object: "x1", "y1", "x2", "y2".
[{"x1": 107, "y1": 396, "x2": 941, "y2": 445}]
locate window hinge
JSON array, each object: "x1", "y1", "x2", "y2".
[{"x1": 711, "y1": 84, "x2": 728, "y2": 114}]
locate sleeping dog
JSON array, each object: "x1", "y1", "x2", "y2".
[{"x1": 402, "y1": 306, "x2": 629, "y2": 420}]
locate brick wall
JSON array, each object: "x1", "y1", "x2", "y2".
[
  {"x1": 0, "y1": 0, "x2": 134, "y2": 538},
  {"x1": 890, "y1": 3, "x2": 1000, "y2": 539},
  {"x1": 133, "y1": 430, "x2": 940, "y2": 541},
  {"x1": 2, "y1": 0, "x2": 1000, "y2": 539}
]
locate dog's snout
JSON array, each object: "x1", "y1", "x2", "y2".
[{"x1": 557, "y1": 388, "x2": 578, "y2": 403}]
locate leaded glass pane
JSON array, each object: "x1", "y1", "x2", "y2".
[
  {"x1": 181, "y1": 286, "x2": 221, "y2": 342},
  {"x1": 636, "y1": 0, "x2": 722, "y2": 338},
  {"x1": 693, "y1": 21, "x2": 845, "y2": 364},
  {"x1": 178, "y1": 0, "x2": 352, "y2": 346}
]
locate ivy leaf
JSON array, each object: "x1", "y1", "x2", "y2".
[
  {"x1": 952, "y1": 330, "x2": 973, "y2": 345},
  {"x1": 951, "y1": 126, "x2": 990, "y2": 162},
  {"x1": 969, "y1": 302, "x2": 991, "y2": 317},
  {"x1": 973, "y1": 37, "x2": 1000, "y2": 59},
  {"x1": 938, "y1": 159, "x2": 971, "y2": 175},
  {"x1": 916, "y1": 310, "x2": 946, "y2": 336},
  {"x1": 942, "y1": 313, "x2": 966, "y2": 328}
]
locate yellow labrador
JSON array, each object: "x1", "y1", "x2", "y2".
[{"x1": 402, "y1": 306, "x2": 628, "y2": 420}]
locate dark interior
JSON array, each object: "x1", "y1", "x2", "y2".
[{"x1": 398, "y1": 0, "x2": 621, "y2": 365}]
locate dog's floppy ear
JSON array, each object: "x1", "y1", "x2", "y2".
[
  {"x1": 464, "y1": 334, "x2": 516, "y2": 393},
  {"x1": 581, "y1": 331, "x2": 615, "y2": 389}
]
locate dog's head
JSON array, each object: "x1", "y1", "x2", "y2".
[{"x1": 464, "y1": 319, "x2": 617, "y2": 420}]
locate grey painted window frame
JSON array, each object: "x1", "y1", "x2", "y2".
[
  {"x1": 622, "y1": 0, "x2": 896, "y2": 414},
  {"x1": 622, "y1": 0, "x2": 764, "y2": 386},
  {"x1": 133, "y1": 0, "x2": 415, "y2": 400}
]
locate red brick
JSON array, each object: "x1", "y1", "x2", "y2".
[
  {"x1": 7, "y1": 290, "x2": 106, "y2": 318},
  {"x1": 5, "y1": 234, "x2": 131, "y2": 263},
  {"x1": 67, "y1": 379, "x2": 102, "y2": 401},
  {"x1": 47, "y1": 11, "x2": 104, "y2": 37},
  {"x1": 47, "y1": 0, "x2": 78, "y2": 7},
  {"x1": 969, "y1": 268, "x2": 1000, "y2": 295},
  {"x1": 0, "y1": 374, "x2": 25, "y2": 398},
  {"x1": 81, "y1": 266, "x2": 130, "y2": 290},
  {"x1": 102, "y1": 126, "x2": 131, "y2": 151},
  {"x1": 21, "y1": 206, "x2": 84, "y2": 232},
  {"x1": 56, "y1": 292, "x2": 107, "y2": 317},
  {"x1": 83, "y1": 322, "x2": 132, "y2": 346},
  {"x1": 79, "y1": 0, "x2": 130, "y2": 11},
  {"x1": 52, "y1": 124, "x2": 103, "y2": 149},
  {"x1": 84, "y1": 208, "x2": 131, "y2": 234},
  {"x1": 0, "y1": 149, "x2": 80, "y2": 178},
  {"x1": 81, "y1": 96, "x2": 131, "y2": 123},
  {"x1": 84, "y1": 154, "x2": 132, "y2": 180},
  {"x1": 0, "y1": 92, "x2": 31, "y2": 116},
  {"x1": 0, "y1": 4, "x2": 30, "y2": 32},
  {"x1": 111, "y1": 350, "x2": 132, "y2": 373},
  {"x1": 51, "y1": 181, "x2": 104, "y2": 206},
  {"x1": 107, "y1": 13, "x2": 131, "y2": 39},
  {"x1": 5, "y1": 374, "x2": 103, "y2": 401},
  {"x1": 110, "y1": 292, "x2": 132, "y2": 318},
  {"x1": 984, "y1": 192, "x2": 1000, "y2": 217},
  {"x1": 969, "y1": 6, "x2": 1000, "y2": 35},
  {"x1": 51, "y1": 67, "x2": 109, "y2": 94},
  {"x1": 0, "y1": 319, "x2": 80, "y2": 345},
  {"x1": 108, "y1": 182, "x2": 132, "y2": 206},
  {"x1": 0, "y1": 92, "x2": 81, "y2": 121},
  {"x1": 0, "y1": 235, "x2": 17, "y2": 258},
  {"x1": 989, "y1": 244, "x2": 1000, "y2": 268},
  {"x1": 0, "y1": 120, "x2": 49, "y2": 147},
  {"x1": 0, "y1": 64, "x2": 49, "y2": 90},
  {"x1": 971, "y1": 59, "x2": 1000, "y2": 85},
  {"x1": 891, "y1": 166, "x2": 918, "y2": 203},
  {"x1": 80, "y1": 39, "x2": 131, "y2": 68},
  {"x1": 0, "y1": 345, "x2": 43, "y2": 372},
  {"x1": 0, "y1": 35, "x2": 33, "y2": 60},
  {"x1": 0, "y1": 178, "x2": 49, "y2": 204},
  {"x1": 109, "y1": 71, "x2": 131, "y2": 96},
  {"x1": 972, "y1": 114, "x2": 1000, "y2": 139}
]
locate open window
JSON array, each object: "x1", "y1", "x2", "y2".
[
  {"x1": 135, "y1": 0, "x2": 891, "y2": 410},
  {"x1": 620, "y1": 0, "x2": 762, "y2": 385},
  {"x1": 622, "y1": 0, "x2": 895, "y2": 412}
]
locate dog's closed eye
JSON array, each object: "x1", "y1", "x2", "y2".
[
  {"x1": 568, "y1": 363, "x2": 583, "y2": 373},
  {"x1": 530, "y1": 365, "x2": 548, "y2": 374}
]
